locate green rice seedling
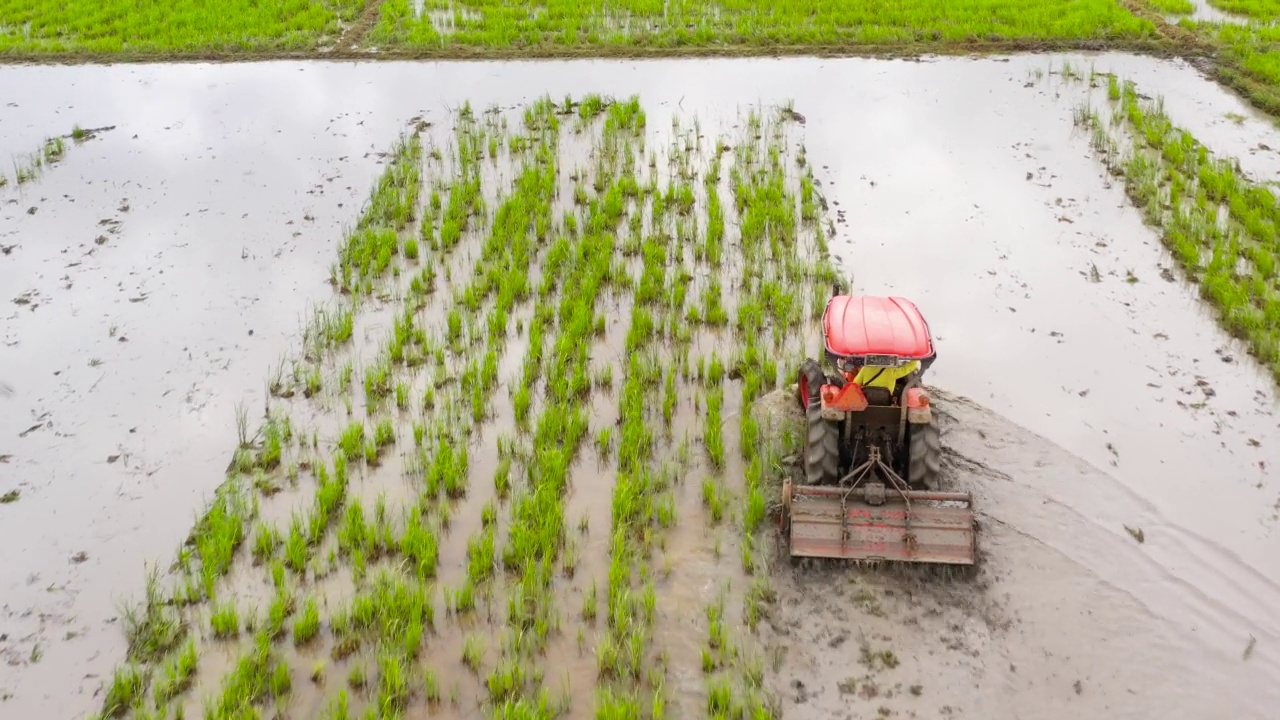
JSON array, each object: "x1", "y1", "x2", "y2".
[
  {"x1": 99, "y1": 664, "x2": 147, "y2": 718},
  {"x1": 42, "y1": 136, "x2": 65, "y2": 162},
  {"x1": 423, "y1": 669, "x2": 442, "y2": 704},
  {"x1": 210, "y1": 601, "x2": 240, "y2": 639},
  {"x1": 377, "y1": 648, "x2": 410, "y2": 711},
  {"x1": 152, "y1": 637, "x2": 197, "y2": 705},
  {"x1": 448, "y1": 580, "x2": 476, "y2": 614},
  {"x1": 293, "y1": 595, "x2": 320, "y2": 645},
  {"x1": 348, "y1": 661, "x2": 367, "y2": 690},
  {"x1": 583, "y1": 579, "x2": 599, "y2": 622},
  {"x1": 744, "y1": 482, "x2": 767, "y2": 533},
  {"x1": 251, "y1": 521, "x2": 281, "y2": 564},
  {"x1": 325, "y1": 689, "x2": 350, "y2": 719},
  {"x1": 563, "y1": 538, "x2": 580, "y2": 577},
  {"x1": 374, "y1": 417, "x2": 396, "y2": 447},
  {"x1": 363, "y1": 357, "x2": 394, "y2": 405},
  {"x1": 462, "y1": 634, "x2": 486, "y2": 673},
  {"x1": 704, "y1": 386, "x2": 725, "y2": 468},
  {"x1": 662, "y1": 368, "x2": 677, "y2": 428},
  {"x1": 206, "y1": 632, "x2": 274, "y2": 717},
  {"x1": 120, "y1": 568, "x2": 185, "y2": 662},
  {"x1": 270, "y1": 658, "x2": 292, "y2": 698},
  {"x1": 447, "y1": 308, "x2": 464, "y2": 345},
  {"x1": 338, "y1": 422, "x2": 365, "y2": 461},
  {"x1": 700, "y1": 478, "x2": 726, "y2": 525},
  {"x1": 266, "y1": 585, "x2": 295, "y2": 639},
  {"x1": 399, "y1": 510, "x2": 439, "y2": 580},
  {"x1": 466, "y1": 527, "x2": 496, "y2": 584},
  {"x1": 513, "y1": 385, "x2": 532, "y2": 426},
  {"x1": 285, "y1": 514, "x2": 308, "y2": 572},
  {"x1": 339, "y1": 499, "x2": 370, "y2": 557},
  {"x1": 595, "y1": 427, "x2": 613, "y2": 460},
  {"x1": 494, "y1": 455, "x2": 513, "y2": 498},
  {"x1": 487, "y1": 658, "x2": 528, "y2": 704},
  {"x1": 271, "y1": 558, "x2": 286, "y2": 590},
  {"x1": 741, "y1": 532, "x2": 757, "y2": 575}
]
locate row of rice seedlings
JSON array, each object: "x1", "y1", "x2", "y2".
[
  {"x1": 303, "y1": 98, "x2": 574, "y2": 715},
  {"x1": 485, "y1": 98, "x2": 641, "y2": 716},
  {"x1": 590, "y1": 101, "x2": 731, "y2": 719},
  {"x1": 699, "y1": 106, "x2": 827, "y2": 720},
  {"x1": 2, "y1": 131, "x2": 78, "y2": 187},
  {"x1": 282, "y1": 132, "x2": 443, "y2": 405},
  {"x1": 111, "y1": 107, "x2": 504, "y2": 717},
  {"x1": 93, "y1": 123, "x2": 449, "y2": 718},
  {"x1": 1075, "y1": 77, "x2": 1280, "y2": 382},
  {"x1": 332, "y1": 132, "x2": 424, "y2": 296},
  {"x1": 290, "y1": 104, "x2": 516, "y2": 718}
]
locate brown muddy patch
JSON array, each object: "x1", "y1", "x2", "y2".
[{"x1": 760, "y1": 386, "x2": 1278, "y2": 719}]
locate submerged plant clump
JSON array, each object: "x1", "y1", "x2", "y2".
[
  {"x1": 3, "y1": 129, "x2": 90, "y2": 187},
  {"x1": 1075, "y1": 76, "x2": 1280, "y2": 382},
  {"x1": 96, "y1": 93, "x2": 835, "y2": 719}
]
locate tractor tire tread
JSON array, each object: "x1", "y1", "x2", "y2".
[
  {"x1": 804, "y1": 404, "x2": 840, "y2": 486},
  {"x1": 797, "y1": 358, "x2": 826, "y2": 410},
  {"x1": 908, "y1": 419, "x2": 942, "y2": 490}
]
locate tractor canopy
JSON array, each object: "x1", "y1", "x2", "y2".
[{"x1": 823, "y1": 295, "x2": 934, "y2": 363}]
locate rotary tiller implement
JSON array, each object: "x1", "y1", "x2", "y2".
[{"x1": 781, "y1": 294, "x2": 976, "y2": 566}]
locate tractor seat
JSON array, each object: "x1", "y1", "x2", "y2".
[{"x1": 861, "y1": 386, "x2": 894, "y2": 407}]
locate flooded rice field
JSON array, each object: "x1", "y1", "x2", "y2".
[{"x1": 1, "y1": 54, "x2": 1278, "y2": 720}]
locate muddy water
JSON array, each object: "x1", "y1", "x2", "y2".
[
  {"x1": 1177, "y1": 0, "x2": 1252, "y2": 23},
  {"x1": 2, "y1": 54, "x2": 1279, "y2": 719},
  {"x1": 763, "y1": 388, "x2": 1278, "y2": 719},
  {"x1": 811, "y1": 56, "x2": 1280, "y2": 687}
]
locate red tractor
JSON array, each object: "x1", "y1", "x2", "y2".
[{"x1": 781, "y1": 294, "x2": 976, "y2": 566}]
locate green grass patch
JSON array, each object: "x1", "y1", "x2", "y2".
[
  {"x1": 1077, "y1": 78, "x2": 1280, "y2": 382},
  {"x1": 0, "y1": 0, "x2": 365, "y2": 54},
  {"x1": 369, "y1": 0, "x2": 1155, "y2": 50}
]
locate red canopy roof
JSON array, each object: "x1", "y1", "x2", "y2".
[{"x1": 823, "y1": 295, "x2": 934, "y2": 359}]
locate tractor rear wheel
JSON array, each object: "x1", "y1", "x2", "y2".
[
  {"x1": 907, "y1": 419, "x2": 942, "y2": 490},
  {"x1": 797, "y1": 359, "x2": 826, "y2": 411},
  {"x1": 804, "y1": 404, "x2": 840, "y2": 486}
]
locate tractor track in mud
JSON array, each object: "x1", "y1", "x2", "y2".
[
  {"x1": 335, "y1": 0, "x2": 388, "y2": 52},
  {"x1": 760, "y1": 387, "x2": 1280, "y2": 720}
]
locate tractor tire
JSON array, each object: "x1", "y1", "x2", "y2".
[
  {"x1": 804, "y1": 404, "x2": 840, "y2": 486},
  {"x1": 907, "y1": 419, "x2": 942, "y2": 490},
  {"x1": 797, "y1": 359, "x2": 826, "y2": 411}
]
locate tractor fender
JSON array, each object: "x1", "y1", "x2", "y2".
[
  {"x1": 905, "y1": 387, "x2": 931, "y2": 424},
  {"x1": 822, "y1": 381, "x2": 868, "y2": 412}
]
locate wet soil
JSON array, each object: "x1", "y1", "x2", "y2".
[
  {"x1": 2, "y1": 54, "x2": 1279, "y2": 719},
  {"x1": 760, "y1": 387, "x2": 1279, "y2": 719}
]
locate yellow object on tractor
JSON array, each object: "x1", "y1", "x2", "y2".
[{"x1": 781, "y1": 294, "x2": 977, "y2": 566}]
